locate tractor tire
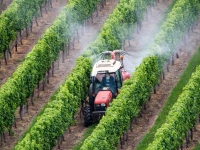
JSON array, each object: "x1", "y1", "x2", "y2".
[
  {"x1": 84, "y1": 106, "x2": 92, "y2": 127},
  {"x1": 89, "y1": 83, "x2": 94, "y2": 111}
]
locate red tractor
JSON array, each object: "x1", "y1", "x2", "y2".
[{"x1": 84, "y1": 50, "x2": 130, "y2": 127}]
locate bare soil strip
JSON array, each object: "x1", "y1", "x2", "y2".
[
  {"x1": 0, "y1": 0, "x2": 12, "y2": 14},
  {"x1": 0, "y1": 0, "x2": 118, "y2": 149}
]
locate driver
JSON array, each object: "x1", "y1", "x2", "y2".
[{"x1": 101, "y1": 72, "x2": 117, "y2": 97}]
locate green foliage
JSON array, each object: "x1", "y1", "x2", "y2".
[
  {"x1": 0, "y1": 0, "x2": 101, "y2": 134},
  {"x1": 0, "y1": 0, "x2": 46, "y2": 54},
  {"x1": 14, "y1": 57, "x2": 92, "y2": 149}
]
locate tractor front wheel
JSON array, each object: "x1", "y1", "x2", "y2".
[{"x1": 84, "y1": 106, "x2": 92, "y2": 127}]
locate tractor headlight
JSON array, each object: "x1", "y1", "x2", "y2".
[{"x1": 101, "y1": 103, "x2": 106, "y2": 106}]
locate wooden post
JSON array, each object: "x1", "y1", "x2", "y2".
[
  {"x1": 37, "y1": 80, "x2": 40, "y2": 98},
  {"x1": 42, "y1": 75, "x2": 45, "y2": 91},
  {"x1": 68, "y1": 126, "x2": 71, "y2": 133},
  {"x1": 48, "y1": 0, "x2": 52, "y2": 8},
  {"x1": 143, "y1": 103, "x2": 146, "y2": 110},
  {"x1": 4, "y1": 51, "x2": 7, "y2": 65},
  {"x1": 8, "y1": 47, "x2": 12, "y2": 58},
  {"x1": 77, "y1": 29, "x2": 79, "y2": 42},
  {"x1": 176, "y1": 52, "x2": 179, "y2": 58},
  {"x1": 47, "y1": 68, "x2": 50, "y2": 84},
  {"x1": 0, "y1": 133, "x2": 3, "y2": 146},
  {"x1": 9, "y1": 129, "x2": 11, "y2": 136},
  {"x1": 15, "y1": 35, "x2": 18, "y2": 52},
  {"x1": 3, "y1": 133, "x2": 5, "y2": 143},
  {"x1": 91, "y1": 14, "x2": 93, "y2": 23},
  {"x1": 31, "y1": 91, "x2": 34, "y2": 105},
  {"x1": 135, "y1": 118, "x2": 138, "y2": 125},
  {"x1": 190, "y1": 128, "x2": 193, "y2": 140},
  {"x1": 162, "y1": 71, "x2": 165, "y2": 80},
  {"x1": 102, "y1": 0, "x2": 105, "y2": 7},
  {"x1": 52, "y1": 62, "x2": 54, "y2": 76},
  {"x1": 186, "y1": 132, "x2": 189, "y2": 147},
  {"x1": 73, "y1": 37, "x2": 75, "y2": 50},
  {"x1": 62, "y1": 50, "x2": 65, "y2": 63},
  {"x1": 44, "y1": 1, "x2": 48, "y2": 14},
  {"x1": 126, "y1": 130, "x2": 128, "y2": 141},
  {"x1": 25, "y1": 26, "x2": 28, "y2": 37},
  {"x1": 153, "y1": 85, "x2": 156, "y2": 94},
  {"x1": 148, "y1": 96, "x2": 151, "y2": 101},
  {"x1": 123, "y1": 133, "x2": 125, "y2": 145},
  {"x1": 57, "y1": 137, "x2": 60, "y2": 149},
  {"x1": 20, "y1": 30, "x2": 23, "y2": 45},
  {"x1": 167, "y1": 60, "x2": 170, "y2": 72},
  {"x1": 35, "y1": 16, "x2": 38, "y2": 26},
  {"x1": 14, "y1": 117, "x2": 17, "y2": 128},
  {"x1": 40, "y1": 6, "x2": 43, "y2": 18},
  {"x1": 57, "y1": 54, "x2": 60, "y2": 69},
  {"x1": 84, "y1": 21, "x2": 86, "y2": 34},
  {"x1": 130, "y1": 121, "x2": 132, "y2": 132},
  {"x1": 30, "y1": 21, "x2": 33, "y2": 32},
  {"x1": 180, "y1": 145, "x2": 183, "y2": 150},
  {"x1": 26, "y1": 99, "x2": 29, "y2": 113},
  {"x1": 62, "y1": 134, "x2": 65, "y2": 141},
  {"x1": 120, "y1": 136, "x2": 123, "y2": 149},
  {"x1": 67, "y1": 42, "x2": 70, "y2": 55},
  {"x1": 96, "y1": 4, "x2": 98, "y2": 17},
  {"x1": 19, "y1": 105, "x2": 23, "y2": 120},
  {"x1": 172, "y1": 54, "x2": 174, "y2": 65}
]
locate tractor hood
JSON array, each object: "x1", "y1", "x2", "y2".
[{"x1": 94, "y1": 91, "x2": 112, "y2": 107}]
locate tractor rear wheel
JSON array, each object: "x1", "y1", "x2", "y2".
[
  {"x1": 84, "y1": 106, "x2": 92, "y2": 127},
  {"x1": 89, "y1": 83, "x2": 94, "y2": 111}
]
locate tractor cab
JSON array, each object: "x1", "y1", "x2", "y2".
[
  {"x1": 84, "y1": 50, "x2": 130, "y2": 127},
  {"x1": 91, "y1": 69, "x2": 123, "y2": 97}
]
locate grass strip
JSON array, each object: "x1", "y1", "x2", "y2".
[
  {"x1": 194, "y1": 143, "x2": 200, "y2": 150},
  {"x1": 72, "y1": 123, "x2": 97, "y2": 150}
]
